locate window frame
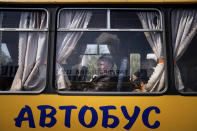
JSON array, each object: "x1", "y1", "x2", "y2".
[
  {"x1": 0, "y1": 8, "x2": 49, "y2": 94},
  {"x1": 56, "y1": 8, "x2": 167, "y2": 95},
  {"x1": 57, "y1": 8, "x2": 163, "y2": 32}
]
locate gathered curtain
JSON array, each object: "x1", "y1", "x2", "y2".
[
  {"x1": 171, "y1": 9, "x2": 197, "y2": 91},
  {"x1": 10, "y1": 12, "x2": 47, "y2": 91},
  {"x1": 56, "y1": 10, "x2": 92, "y2": 90},
  {"x1": 137, "y1": 12, "x2": 165, "y2": 92}
]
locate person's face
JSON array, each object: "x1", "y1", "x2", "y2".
[
  {"x1": 132, "y1": 75, "x2": 137, "y2": 81},
  {"x1": 97, "y1": 60, "x2": 112, "y2": 74}
]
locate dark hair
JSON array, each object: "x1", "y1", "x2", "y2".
[
  {"x1": 134, "y1": 70, "x2": 149, "y2": 83},
  {"x1": 134, "y1": 71, "x2": 141, "y2": 78},
  {"x1": 98, "y1": 55, "x2": 114, "y2": 67}
]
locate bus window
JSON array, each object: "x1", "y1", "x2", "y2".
[
  {"x1": 111, "y1": 10, "x2": 143, "y2": 29},
  {"x1": 171, "y1": 9, "x2": 197, "y2": 93},
  {"x1": 58, "y1": 9, "x2": 107, "y2": 29},
  {"x1": 56, "y1": 9, "x2": 166, "y2": 93},
  {"x1": 0, "y1": 9, "x2": 48, "y2": 92}
]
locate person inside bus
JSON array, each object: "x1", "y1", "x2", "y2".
[
  {"x1": 131, "y1": 71, "x2": 141, "y2": 81},
  {"x1": 131, "y1": 70, "x2": 149, "y2": 92},
  {"x1": 84, "y1": 55, "x2": 118, "y2": 91}
]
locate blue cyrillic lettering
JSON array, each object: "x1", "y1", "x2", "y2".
[
  {"x1": 121, "y1": 106, "x2": 140, "y2": 130},
  {"x1": 14, "y1": 105, "x2": 35, "y2": 128},
  {"x1": 59, "y1": 106, "x2": 77, "y2": 128},
  {"x1": 142, "y1": 106, "x2": 160, "y2": 129},
  {"x1": 99, "y1": 106, "x2": 119, "y2": 128},
  {"x1": 37, "y1": 105, "x2": 57, "y2": 127},
  {"x1": 78, "y1": 106, "x2": 98, "y2": 128}
]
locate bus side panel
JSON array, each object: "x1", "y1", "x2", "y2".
[{"x1": 0, "y1": 95, "x2": 197, "y2": 131}]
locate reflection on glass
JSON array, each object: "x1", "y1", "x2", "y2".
[
  {"x1": 57, "y1": 31, "x2": 165, "y2": 92},
  {"x1": 99, "y1": 45, "x2": 110, "y2": 54},
  {"x1": 130, "y1": 53, "x2": 140, "y2": 76},
  {"x1": 56, "y1": 9, "x2": 164, "y2": 93},
  {"x1": 1, "y1": 43, "x2": 12, "y2": 64},
  {"x1": 85, "y1": 44, "x2": 97, "y2": 54}
]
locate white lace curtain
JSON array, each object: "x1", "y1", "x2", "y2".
[
  {"x1": 56, "y1": 10, "x2": 92, "y2": 90},
  {"x1": 171, "y1": 9, "x2": 197, "y2": 91},
  {"x1": 10, "y1": 12, "x2": 47, "y2": 91},
  {"x1": 138, "y1": 12, "x2": 165, "y2": 92}
]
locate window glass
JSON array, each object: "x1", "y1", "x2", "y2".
[
  {"x1": 58, "y1": 9, "x2": 107, "y2": 29},
  {"x1": 110, "y1": 10, "x2": 161, "y2": 29},
  {"x1": 81, "y1": 55, "x2": 101, "y2": 81},
  {"x1": 57, "y1": 9, "x2": 165, "y2": 93},
  {"x1": 1, "y1": 11, "x2": 47, "y2": 29},
  {"x1": 85, "y1": 44, "x2": 98, "y2": 54},
  {"x1": 99, "y1": 45, "x2": 110, "y2": 54},
  {"x1": 0, "y1": 10, "x2": 48, "y2": 92},
  {"x1": 171, "y1": 9, "x2": 197, "y2": 93},
  {"x1": 146, "y1": 53, "x2": 157, "y2": 62},
  {"x1": 130, "y1": 53, "x2": 140, "y2": 76},
  {"x1": 56, "y1": 31, "x2": 164, "y2": 92},
  {"x1": 84, "y1": 44, "x2": 110, "y2": 55},
  {"x1": 1, "y1": 43, "x2": 12, "y2": 63}
]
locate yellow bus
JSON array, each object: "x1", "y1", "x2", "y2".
[{"x1": 0, "y1": 0, "x2": 197, "y2": 131}]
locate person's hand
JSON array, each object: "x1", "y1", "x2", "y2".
[
  {"x1": 93, "y1": 74, "x2": 98, "y2": 79},
  {"x1": 140, "y1": 82, "x2": 147, "y2": 92}
]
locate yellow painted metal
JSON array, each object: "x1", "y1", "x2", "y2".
[
  {"x1": 0, "y1": 95, "x2": 197, "y2": 131},
  {"x1": 0, "y1": 0, "x2": 196, "y2": 4}
]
